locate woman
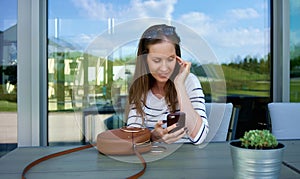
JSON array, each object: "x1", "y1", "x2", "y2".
[{"x1": 126, "y1": 24, "x2": 209, "y2": 145}]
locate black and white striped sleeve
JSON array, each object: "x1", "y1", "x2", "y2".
[{"x1": 126, "y1": 106, "x2": 143, "y2": 127}]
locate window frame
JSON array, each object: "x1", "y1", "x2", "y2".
[
  {"x1": 272, "y1": 0, "x2": 290, "y2": 102},
  {"x1": 17, "y1": 0, "x2": 47, "y2": 146}
]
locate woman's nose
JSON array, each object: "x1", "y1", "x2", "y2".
[{"x1": 160, "y1": 60, "x2": 169, "y2": 71}]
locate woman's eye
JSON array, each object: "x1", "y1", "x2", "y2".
[
  {"x1": 168, "y1": 57, "x2": 175, "y2": 62},
  {"x1": 153, "y1": 59, "x2": 161, "y2": 63}
]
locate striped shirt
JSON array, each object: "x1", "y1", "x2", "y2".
[{"x1": 127, "y1": 73, "x2": 209, "y2": 145}]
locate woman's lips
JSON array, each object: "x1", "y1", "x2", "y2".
[{"x1": 158, "y1": 74, "x2": 169, "y2": 78}]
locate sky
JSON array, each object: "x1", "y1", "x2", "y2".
[
  {"x1": 47, "y1": 0, "x2": 271, "y2": 64},
  {"x1": 1, "y1": 0, "x2": 300, "y2": 64}
]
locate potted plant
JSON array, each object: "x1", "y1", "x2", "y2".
[{"x1": 229, "y1": 129, "x2": 285, "y2": 179}]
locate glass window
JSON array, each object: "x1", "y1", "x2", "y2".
[
  {"x1": 0, "y1": 0, "x2": 18, "y2": 156},
  {"x1": 290, "y1": 0, "x2": 300, "y2": 102},
  {"x1": 48, "y1": 0, "x2": 271, "y2": 144}
]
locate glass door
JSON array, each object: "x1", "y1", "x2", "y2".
[{"x1": 48, "y1": 0, "x2": 272, "y2": 144}]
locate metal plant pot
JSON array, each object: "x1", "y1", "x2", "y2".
[{"x1": 230, "y1": 140, "x2": 285, "y2": 179}]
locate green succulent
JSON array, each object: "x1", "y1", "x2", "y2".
[{"x1": 240, "y1": 129, "x2": 278, "y2": 149}]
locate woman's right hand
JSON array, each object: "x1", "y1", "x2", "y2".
[
  {"x1": 151, "y1": 121, "x2": 187, "y2": 144},
  {"x1": 174, "y1": 56, "x2": 191, "y2": 86}
]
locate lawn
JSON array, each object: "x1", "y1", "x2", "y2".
[
  {"x1": 0, "y1": 100, "x2": 17, "y2": 112},
  {"x1": 200, "y1": 65, "x2": 270, "y2": 98},
  {"x1": 290, "y1": 78, "x2": 300, "y2": 101}
]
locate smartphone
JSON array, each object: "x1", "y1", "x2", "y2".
[{"x1": 167, "y1": 112, "x2": 186, "y2": 133}]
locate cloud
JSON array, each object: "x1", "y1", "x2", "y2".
[
  {"x1": 290, "y1": 0, "x2": 300, "y2": 15},
  {"x1": 176, "y1": 9, "x2": 268, "y2": 62},
  {"x1": 126, "y1": 0, "x2": 177, "y2": 19},
  {"x1": 213, "y1": 27, "x2": 269, "y2": 62},
  {"x1": 216, "y1": 28, "x2": 265, "y2": 47},
  {"x1": 290, "y1": 30, "x2": 300, "y2": 46},
  {"x1": 71, "y1": 0, "x2": 177, "y2": 20},
  {"x1": 228, "y1": 8, "x2": 260, "y2": 19},
  {"x1": 177, "y1": 9, "x2": 266, "y2": 46},
  {"x1": 177, "y1": 12, "x2": 214, "y2": 36},
  {"x1": 71, "y1": 0, "x2": 113, "y2": 20},
  {"x1": 69, "y1": 0, "x2": 269, "y2": 63}
]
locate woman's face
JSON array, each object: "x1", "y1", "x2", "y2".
[{"x1": 147, "y1": 41, "x2": 177, "y2": 84}]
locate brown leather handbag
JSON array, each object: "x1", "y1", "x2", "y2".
[
  {"x1": 22, "y1": 126, "x2": 152, "y2": 179},
  {"x1": 97, "y1": 126, "x2": 151, "y2": 155}
]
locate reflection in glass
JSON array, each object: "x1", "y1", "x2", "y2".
[
  {"x1": 48, "y1": 0, "x2": 272, "y2": 144},
  {"x1": 0, "y1": 0, "x2": 18, "y2": 156},
  {"x1": 290, "y1": 0, "x2": 300, "y2": 102}
]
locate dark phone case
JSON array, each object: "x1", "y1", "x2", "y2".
[{"x1": 167, "y1": 112, "x2": 186, "y2": 133}]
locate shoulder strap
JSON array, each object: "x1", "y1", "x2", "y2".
[
  {"x1": 127, "y1": 145, "x2": 147, "y2": 179},
  {"x1": 21, "y1": 144, "x2": 147, "y2": 179},
  {"x1": 22, "y1": 144, "x2": 94, "y2": 179}
]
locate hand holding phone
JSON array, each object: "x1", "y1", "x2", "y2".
[{"x1": 167, "y1": 112, "x2": 186, "y2": 133}]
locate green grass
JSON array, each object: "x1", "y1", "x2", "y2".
[
  {"x1": 200, "y1": 65, "x2": 270, "y2": 97},
  {"x1": 227, "y1": 90, "x2": 269, "y2": 97},
  {"x1": 224, "y1": 65, "x2": 270, "y2": 97},
  {"x1": 0, "y1": 100, "x2": 17, "y2": 112},
  {"x1": 290, "y1": 78, "x2": 300, "y2": 102},
  {"x1": 222, "y1": 65, "x2": 269, "y2": 81}
]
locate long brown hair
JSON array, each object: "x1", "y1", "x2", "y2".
[{"x1": 127, "y1": 24, "x2": 182, "y2": 121}]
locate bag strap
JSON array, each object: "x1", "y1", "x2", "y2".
[
  {"x1": 21, "y1": 143, "x2": 147, "y2": 179},
  {"x1": 21, "y1": 144, "x2": 94, "y2": 179},
  {"x1": 127, "y1": 144, "x2": 147, "y2": 179}
]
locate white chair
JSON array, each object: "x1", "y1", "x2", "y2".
[
  {"x1": 268, "y1": 102, "x2": 300, "y2": 139},
  {"x1": 205, "y1": 103, "x2": 234, "y2": 142}
]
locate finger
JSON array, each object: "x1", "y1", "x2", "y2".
[
  {"x1": 162, "y1": 129, "x2": 186, "y2": 144},
  {"x1": 161, "y1": 133, "x2": 177, "y2": 144},
  {"x1": 185, "y1": 61, "x2": 191, "y2": 67},
  {"x1": 176, "y1": 56, "x2": 185, "y2": 65},
  {"x1": 171, "y1": 127, "x2": 186, "y2": 136},
  {"x1": 165, "y1": 123, "x2": 178, "y2": 133},
  {"x1": 176, "y1": 57, "x2": 191, "y2": 73},
  {"x1": 157, "y1": 120, "x2": 164, "y2": 125},
  {"x1": 155, "y1": 120, "x2": 163, "y2": 128},
  {"x1": 164, "y1": 123, "x2": 186, "y2": 137},
  {"x1": 185, "y1": 61, "x2": 191, "y2": 72}
]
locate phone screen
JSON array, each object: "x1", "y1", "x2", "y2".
[{"x1": 167, "y1": 112, "x2": 186, "y2": 133}]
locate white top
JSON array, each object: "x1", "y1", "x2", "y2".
[{"x1": 127, "y1": 73, "x2": 209, "y2": 144}]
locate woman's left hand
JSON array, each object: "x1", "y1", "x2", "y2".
[
  {"x1": 151, "y1": 121, "x2": 187, "y2": 144},
  {"x1": 160, "y1": 127, "x2": 187, "y2": 144},
  {"x1": 174, "y1": 56, "x2": 191, "y2": 85}
]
